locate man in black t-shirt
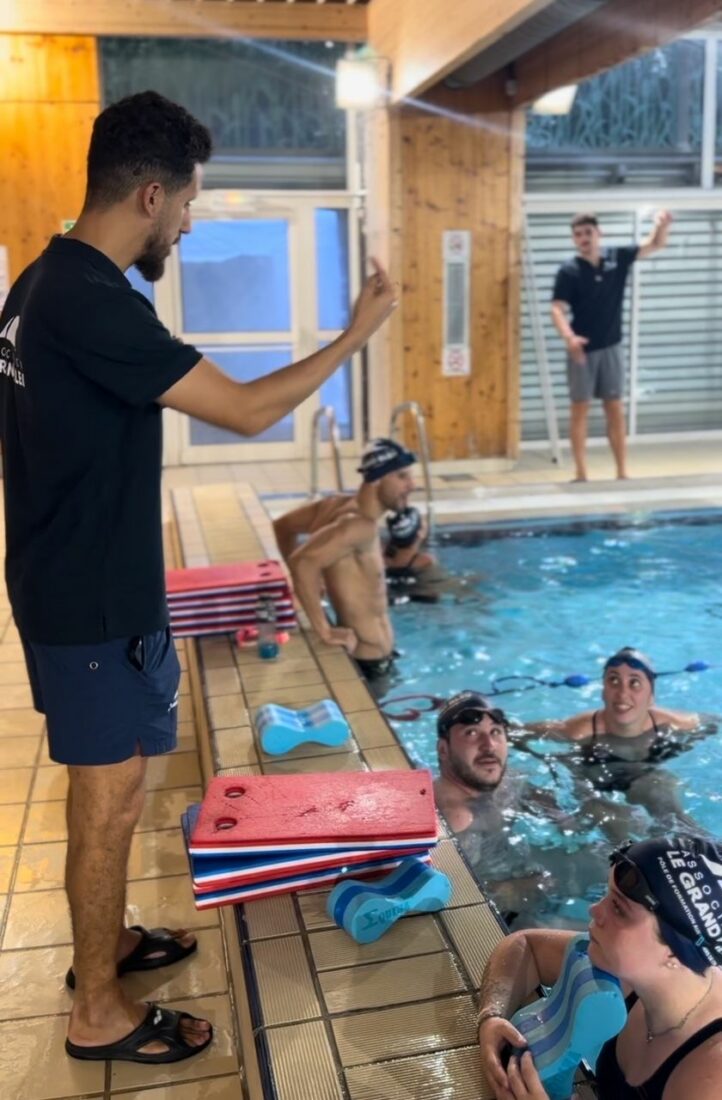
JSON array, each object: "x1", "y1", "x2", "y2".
[
  {"x1": 551, "y1": 210, "x2": 671, "y2": 481},
  {"x1": 0, "y1": 92, "x2": 396, "y2": 1066}
]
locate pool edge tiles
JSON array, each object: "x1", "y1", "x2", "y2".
[{"x1": 174, "y1": 482, "x2": 503, "y2": 1100}]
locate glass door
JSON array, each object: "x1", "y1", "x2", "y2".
[{"x1": 158, "y1": 191, "x2": 360, "y2": 465}]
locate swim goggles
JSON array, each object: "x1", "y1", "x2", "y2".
[
  {"x1": 603, "y1": 653, "x2": 656, "y2": 682},
  {"x1": 610, "y1": 843, "x2": 722, "y2": 958},
  {"x1": 438, "y1": 706, "x2": 508, "y2": 736}
]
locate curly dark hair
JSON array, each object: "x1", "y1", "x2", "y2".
[{"x1": 85, "y1": 90, "x2": 212, "y2": 208}]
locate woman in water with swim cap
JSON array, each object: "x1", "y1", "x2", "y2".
[{"x1": 521, "y1": 647, "x2": 704, "y2": 839}]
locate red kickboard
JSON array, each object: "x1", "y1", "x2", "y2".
[
  {"x1": 191, "y1": 770, "x2": 437, "y2": 851},
  {"x1": 168, "y1": 592, "x2": 293, "y2": 612},
  {"x1": 166, "y1": 561, "x2": 287, "y2": 598},
  {"x1": 192, "y1": 845, "x2": 433, "y2": 893},
  {"x1": 169, "y1": 607, "x2": 297, "y2": 628}
]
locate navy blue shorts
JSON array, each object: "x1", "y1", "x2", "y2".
[{"x1": 21, "y1": 627, "x2": 180, "y2": 766}]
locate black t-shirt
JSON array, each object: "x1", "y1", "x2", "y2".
[
  {"x1": 0, "y1": 236, "x2": 202, "y2": 644},
  {"x1": 552, "y1": 245, "x2": 639, "y2": 352}
]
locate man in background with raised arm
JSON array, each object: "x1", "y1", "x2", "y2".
[{"x1": 551, "y1": 209, "x2": 672, "y2": 481}]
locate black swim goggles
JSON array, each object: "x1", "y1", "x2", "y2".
[
  {"x1": 610, "y1": 843, "x2": 722, "y2": 957},
  {"x1": 439, "y1": 706, "x2": 508, "y2": 736}
]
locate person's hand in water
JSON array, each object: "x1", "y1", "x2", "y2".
[{"x1": 349, "y1": 258, "x2": 398, "y2": 343}]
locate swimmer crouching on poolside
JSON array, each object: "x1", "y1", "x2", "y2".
[{"x1": 272, "y1": 438, "x2": 416, "y2": 690}]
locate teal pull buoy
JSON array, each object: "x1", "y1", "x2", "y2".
[
  {"x1": 328, "y1": 857, "x2": 452, "y2": 943},
  {"x1": 256, "y1": 699, "x2": 350, "y2": 756},
  {"x1": 509, "y1": 934, "x2": 628, "y2": 1100}
]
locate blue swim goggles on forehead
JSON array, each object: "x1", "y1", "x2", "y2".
[
  {"x1": 610, "y1": 844, "x2": 722, "y2": 958},
  {"x1": 440, "y1": 706, "x2": 508, "y2": 734}
]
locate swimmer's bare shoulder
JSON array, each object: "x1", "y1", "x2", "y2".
[
  {"x1": 649, "y1": 706, "x2": 700, "y2": 732},
  {"x1": 433, "y1": 778, "x2": 474, "y2": 833},
  {"x1": 518, "y1": 711, "x2": 595, "y2": 743},
  {"x1": 273, "y1": 495, "x2": 358, "y2": 561},
  {"x1": 289, "y1": 511, "x2": 377, "y2": 571}
]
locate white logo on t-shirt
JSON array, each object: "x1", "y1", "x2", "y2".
[{"x1": 0, "y1": 314, "x2": 25, "y2": 388}]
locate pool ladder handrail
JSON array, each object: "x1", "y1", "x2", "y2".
[
  {"x1": 309, "y1": 405, "x2": 345, "y2": 499},
  {"x1": 389, "y1": 401, "x2": 435, "y2": 541}
]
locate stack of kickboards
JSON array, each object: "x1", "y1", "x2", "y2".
[
  {"x1": 166, "y1": 560, "x2": 296, "y2": 639},
  {"x1": 181, "y1": 770, "x2": 439, "y2": 909}
]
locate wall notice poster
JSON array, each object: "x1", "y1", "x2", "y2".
[
  {"x1": 0, "y1": 245, "x2": 9, "y2": 312},
  {"x1": 442, "y1": 230, "x2": 471, "y2": 377}
]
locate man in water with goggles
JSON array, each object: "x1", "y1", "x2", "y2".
[
  {"x1": 434, "y1": 692, "x2": 604, "y2": 922},
  {"x1": 478, "y1": 833, "x2": 722, "y2": 1100},
  {"x1": 521, "y1": 647, "x2": 704, "y2": 838}
]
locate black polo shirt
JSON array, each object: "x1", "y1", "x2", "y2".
[
  {"x1": 0, "y1": 236, "x2": 202, "y2": 644},
  {"x1": 552, "y1": 245, "x2": 639, "y2": 352}
]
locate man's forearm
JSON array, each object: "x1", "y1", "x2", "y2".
[
  {"x1": 242, "y1": 328, "x2": 363, "y2": 435},
  {"x1": 551, "y1": 305, "x2": 575, "y2": 343},
  {"x1": 273, "y1": 523, "x2": 298, "y2": 565},
  {"x1": 478, "y1": 933, "x2": 539, "y2": 1021},
  {"x1": 289, "y1": 560, "x2": 330, "y2": 637}
]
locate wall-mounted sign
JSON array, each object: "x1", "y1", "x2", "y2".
[{"x1": 442, "y1": 230, "x2": 471, "y2": 377}]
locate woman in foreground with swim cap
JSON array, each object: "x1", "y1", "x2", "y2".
[{"x1": 477, "y1": 833, "x2": 722, "y2": 1100}]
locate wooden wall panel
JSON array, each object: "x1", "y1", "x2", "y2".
[
  {"x1": 391, "y1": 99, "x2": 524, "y2": 459},
  {"x1": 0, "y1": 35, "x2": 98, "y2": 281}
]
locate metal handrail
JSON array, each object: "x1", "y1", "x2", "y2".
[
  {"x1": 309, "y1": 405, "x2": 344, "y2": 499},
  {"x1": 389, "y1": 401, "x2": 435, "y2": 541}
]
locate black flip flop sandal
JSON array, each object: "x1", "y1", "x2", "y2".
[
  {"x1": 65, "y1": 1003, "x2": 213, "y2": 1064},
  {"x1": 66, "y1": 925, "x2": 198, "y2": 990}
]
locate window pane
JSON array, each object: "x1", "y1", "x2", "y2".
[
  {"x1": 189, "y1": 345, "x2": 294, "y2": 444},
  {"x1": 125, "y1": 264, "x2": 155, "y2": 305},
  {"x1": 315, "y1": 209, "x2": 350, "y2": 330},
  {"x1": 526, "y1": 39, "x2": 705, "y2": 190},
  {"x1": 319, "y1": 345, "x2": 353, "y2": 441},
  {"x1": 180, "y1": 221, "x2": 290, "y2": 333},
  {"x1": 99, "y1": 38, "x2": 346, "y2": 189}
]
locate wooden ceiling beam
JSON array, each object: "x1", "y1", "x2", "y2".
[
  {"x1": 0, "y1": 0, "x2": 367, "y2": 42},
  {"x1": 512, "y1": 0, "x2": 722, "y2": 106},
  {"x1": 368, "y1": 0, "x2": 558, "y2": 102}
]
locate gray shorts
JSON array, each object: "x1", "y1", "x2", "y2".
[{"x1": 567, "y1": 343, "x2": 624, "y2": 403}]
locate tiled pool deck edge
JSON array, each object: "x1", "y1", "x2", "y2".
[{"x1": 170, "y1": 482, "x2": 508, "y2": 1100}]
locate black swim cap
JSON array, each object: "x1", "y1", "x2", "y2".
[
  {"x1": 358, "y1": 438, "x2": 416, "y2": 484},
  {"x1": 604, "y1": 647, "x2": 656, "y2": 684},
  {"x1": 613, "y1": 834, "x2": 722, "y2": 973},
  {"x1": 386, "y1": 506, "x2": 422, "y2": 548},
  {"x1": 437, "y1": 691, "x2": 509, "y2": 738}
]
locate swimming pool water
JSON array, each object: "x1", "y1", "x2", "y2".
[{"x1": 386, "y1": 511, "x2": 722, "y2": 922}]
